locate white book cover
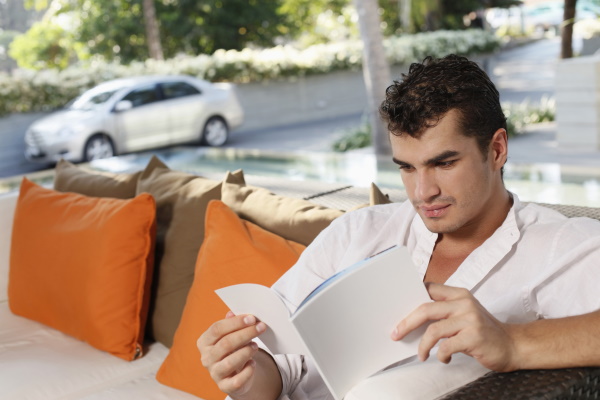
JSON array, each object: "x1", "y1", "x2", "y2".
[{"x1": 216, "y1": 245, "x2": 431, "y2": 400}]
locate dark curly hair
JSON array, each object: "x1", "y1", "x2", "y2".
[{"x1": 379, "y1": 54, "x2": 507, "y2": 157}]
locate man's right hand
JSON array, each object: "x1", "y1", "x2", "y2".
[{"x1": 198, "y1": 311, "x2": 267, "y2": 396}]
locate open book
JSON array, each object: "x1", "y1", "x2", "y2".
[{"x1": 216, "y1": 245, "x2": 431, "y2": 400}]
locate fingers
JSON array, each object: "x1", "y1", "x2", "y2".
[
  {"x1": 436, "y1": 333, "x2": 470, "y2": 364},
  {"x1": 391, "y1": 285, "x2": 485, "y2": 362},
  {"x1": 218, "y1": 357, "x2": 256, "y2": 394},
  {"x1": 199, "y1": 314, "x2": 266, "y2": 348},
  {"x1": 212, "y1": 341, "x2": 259, "y2": 382},
  {"x1": 392, "y1": 300, "x2": 457, "y2": 341},
  {"x1": 198, "y1": 314, "x2": 266, "y2": 370},
  {"x1": 197, "y1": 314, "x2": 268, "y2": 396},
  {"x1": 418, "y1": 317, "x2": 466, "y2": 362},
  {"x1": 391, "y1": 284, "x2": 514, "y2": 370}
]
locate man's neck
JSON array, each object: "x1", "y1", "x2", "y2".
[
  {"x1": 425, "y1": 189, "x2": 513, "y2": 284},
  {"x1": 440, "y1": 189, "x2": 512, "y2": 250}
]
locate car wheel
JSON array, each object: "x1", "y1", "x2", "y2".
[
  {"x1": 201, "y1": 117, "x2": 229, "y2": 147},
  {"x1": 83, "y1": 134, "x2": 115, "y2": 161}
]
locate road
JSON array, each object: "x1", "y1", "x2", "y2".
[
  {"x1": 488, "y1": 37, "x2": 559, "y2": 104},
  {"x1": 0, "y1": 112, "x2": 49, "y2": 178},
  {"x1": 0, "y1": 38, "x2": 560, "y2": 178}
]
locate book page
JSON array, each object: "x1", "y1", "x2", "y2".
[
  {"x1": 290, "y1": 246, "x2": 431, "y2": 400},
  {"x1": 215, "y1": 283, "x2": 308, "y2": 355}
]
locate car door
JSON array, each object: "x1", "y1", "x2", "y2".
[
  {"x1": 159, "y1": 81, "x2": 206, "y2": 144},
  {"x1": 114, "y1": 84, "x2": 170, "y2": 152}
]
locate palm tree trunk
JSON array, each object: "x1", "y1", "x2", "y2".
[
  {"x1": 399, "y1": 0, "x2": 412, "y2": 32},
  {"x1": 353, "y1": 0, "x2": 393, "y2": 155},
  {"x1": 143, "y1": 0, "x2": 164, "y2": 60},
  {"x1": 561, "y1": 0, "x2": 577, "y2": 59}
]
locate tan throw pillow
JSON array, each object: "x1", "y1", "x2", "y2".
[
  {"x1": 221, "y1": 170, "x2": 343, "y2": 246},
  {"x1": 54, "y1": 159, "x2": 141, "y2": 199},
  {"x1": 370, "y1": 182, "x2": 392, "y2": 205},
  {"x1": 137, "y1": 156, "x2": 239, "y2": 347},
  {"x1": 348, "y1": 183, "x2": 393, "y2": 211}
]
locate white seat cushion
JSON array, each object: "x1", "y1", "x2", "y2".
[
  {"x1": 77, "y1": 371, "x2": 201, "y2": 400},
  {"x1": 345, "y1": 352, "x2": 489, "y2": 400},
  {"x1": 0, "y1": 302, "x2": 202, "y2": 400}
]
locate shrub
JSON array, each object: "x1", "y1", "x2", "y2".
[
  {"x1": 503, "y1": 96, "x2": 555, "y2": 136},
  {"x1": 0, "y1": 29, "x2": 500, "y2": 116},
  {"x1": 332, "y1": 117, "x2": 371, "y2": 152}
]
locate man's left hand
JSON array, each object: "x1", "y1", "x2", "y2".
[{"x1": 391, "y1": 283, "x2": 519, "y2": 372}]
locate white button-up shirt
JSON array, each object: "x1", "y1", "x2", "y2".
[{"x1": 254, "y1": 194, "x2": 600, "y2": 400}]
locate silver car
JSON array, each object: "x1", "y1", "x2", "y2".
[{"x1": 25, "y1": 75, "x2": 244, "y2": 163}]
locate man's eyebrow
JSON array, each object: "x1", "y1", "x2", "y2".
[
  {"x1": 392, "y1": 150, "x2": 460, "y2": 168},
  {"x1": 424, "y1": 150, "x2": 460, "y2": 166},
  {"x1": 392, "y1": 158, "x2": 411, "y2": 167}
]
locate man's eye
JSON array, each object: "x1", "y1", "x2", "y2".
[
  {"x1": 437, "y1": 160, "x2": 456, "y2": 168},
  {"x1": 398, "y1": 165, "x2": 414, "y2": 172}
]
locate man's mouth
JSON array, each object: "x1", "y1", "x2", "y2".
[{"x1": 420, "y1": 204, "x2": 451, "y2": 218}]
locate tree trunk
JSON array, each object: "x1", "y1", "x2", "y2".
[
  {"x1": 399, "y1": 0, "x2": 412, "y2": 33},
  {"x1": 561, "y1": 0, "x2": 577, "y2": 59},
  {"x1": 353, "y1": 0, "x2": 393, "y2": 155},
  {"x1": 142, "y1": 0, "x2": 164, "y2": 60}
]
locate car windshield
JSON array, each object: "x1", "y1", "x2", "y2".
[{"x1": 68, "y1": 88, "x2": 119, "y2": 111}]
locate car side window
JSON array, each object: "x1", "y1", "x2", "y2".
[
  {"x1": 161, "y1": 81, "x2": 201, "y2": 100},
  {"x1": 122, "y1": 85, "x2": 160, "y2": 108}
]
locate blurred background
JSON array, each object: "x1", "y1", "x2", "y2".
[{"x1": 1, "y1": 0, "x2": 599, "y2": 206}]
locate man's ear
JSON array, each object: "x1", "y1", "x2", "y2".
[{"x1": 489, "y1": 128, "x2": 508, "y2": 171}]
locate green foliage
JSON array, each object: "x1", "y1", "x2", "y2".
[
  {"x1": 51, "y1": 0, "x2": 289, "y2": 64},
  {"x1": 24, "y1": 0, "x2": 50, "y2": 11},
  {"x1": 378, "y1": 0, "x2": 403, "y2": 36},
  {"x1": 0, "y1": 29, "x2": 500, "y2": 116},
  {"x1": 159, "y1": 0, "x2": 286, "y2": 55},
  {"x1": 16, "y1": 0, "x2": 500, "y2": 68},
  {"x1": 0, "y1": 30, "x2": 19, "y2": 66},
  {"x1": 8, "y1": 21, "x2": 86, "y2": 70},
  {"x1": 57, "y1": 0, "x2": 150, "y2": 64},
  {"x1": 292, "y1": 5, "x2": 359, "y2": 47},
  {"x1": 332, "y1": 117, "x2": 372, "y2": 152},
  {"x1": 503, "y1": 96, "x2": 556, "y2": 136},
  {"x1": 278, "y1": 0, "x2": 347, "y2": 41}
]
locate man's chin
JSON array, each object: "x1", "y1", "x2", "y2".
[{"x1": 421, "y1": 217, "x2": 459, "y2": 234}]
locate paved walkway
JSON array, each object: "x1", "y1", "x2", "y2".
[{"x1": 509, "y1": 122, "x2": 600, "y2": 169}]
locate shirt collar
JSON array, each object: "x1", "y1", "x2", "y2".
[{"x1": 412, "y1": 192, "x2": 522, "y2": 290}]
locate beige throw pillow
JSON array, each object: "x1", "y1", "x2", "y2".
[
  {"x1": 221, "y1": 170, "x2": 343, "y2": 246},
  {"x1": 370, "y1": 182, "x2": 392, "y2": 205},
  {"x1": 54, "y1": 159, "x2": 142, "y2": 199},
  {"x1": 137, "y1": 156, "x2": 232, "y2": 347}
]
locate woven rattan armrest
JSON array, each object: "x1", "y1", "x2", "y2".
[{"x1": 439, "y1": 367, "x2": 600, "y2": 399}]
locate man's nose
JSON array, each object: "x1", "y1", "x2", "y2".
[{"x1": 415, "y1": 171, "x2": 440, "y2": 202}]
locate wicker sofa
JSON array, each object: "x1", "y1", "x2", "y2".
[{"x1": 1, "y1": 156, "x2": 599, "y2": 400}]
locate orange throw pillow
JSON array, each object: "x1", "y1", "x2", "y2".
[
  {"x1": 8, "y1": 178, "x2": 156, "y2": 361},
  {"x1": 156, "y1": 200, "x2": 305, "y2": 399}
]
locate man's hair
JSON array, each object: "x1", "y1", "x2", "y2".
[{"x1": 379, "y1": 54, "x2": 507, "y2": 157}]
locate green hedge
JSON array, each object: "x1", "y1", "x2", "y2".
[{"x1": 0, "y1": 29, "x2": 500, "y2": 116}]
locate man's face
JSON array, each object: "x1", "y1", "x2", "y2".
[{"x1": 391, "y1": 109, "x2": 500, "y2": 235}]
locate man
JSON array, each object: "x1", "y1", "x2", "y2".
[{"x1": 198, "y1": 54, "x2": 600, "y2": 399}]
